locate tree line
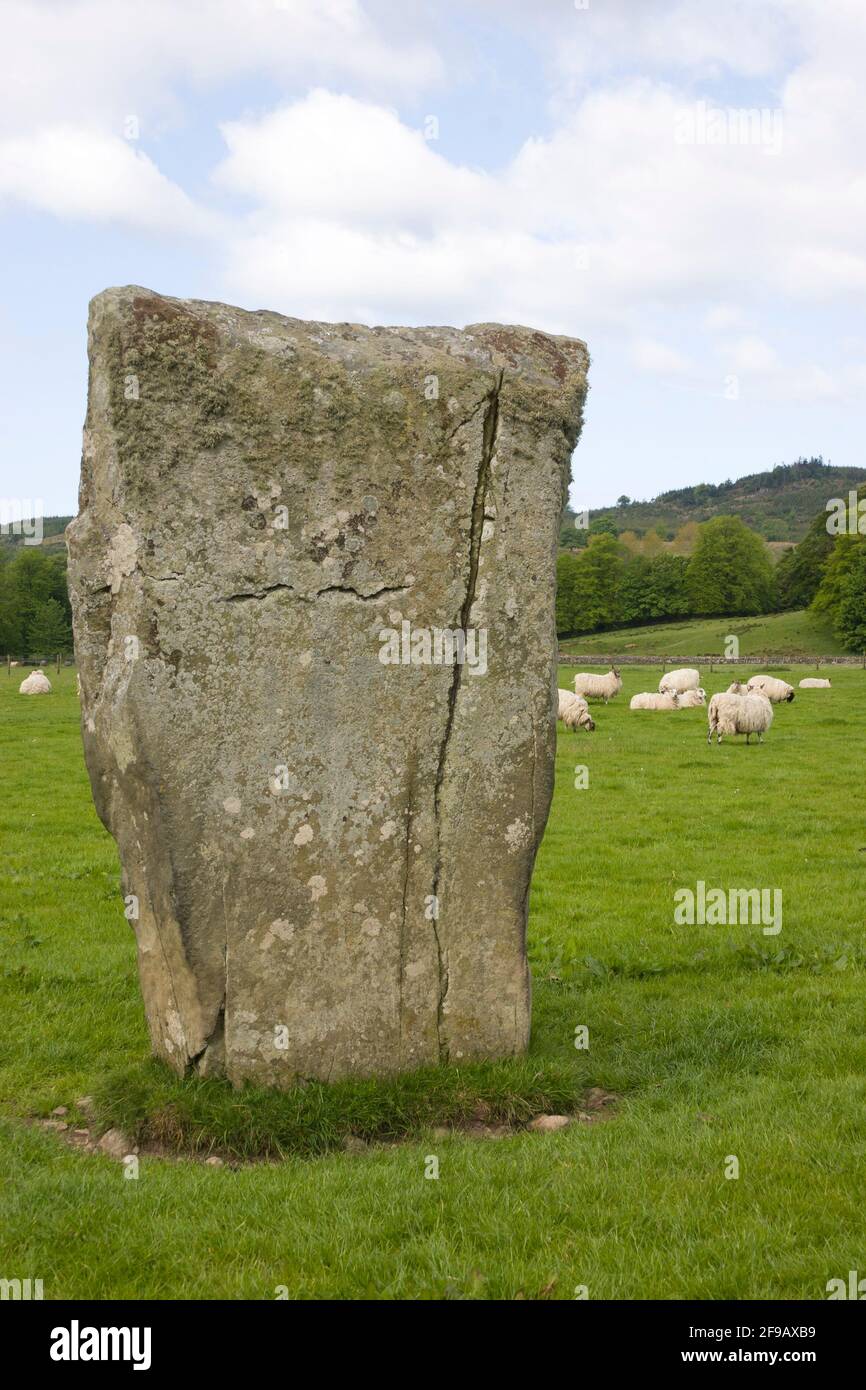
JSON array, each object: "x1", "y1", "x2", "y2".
[
  {"x1": 558, "y1": 492, "x2": 866, "y2": 653},
  {"x1": 775, "y1": 485, "x2": 866, "y2": 653},
  {"x1": 557, "y1": 515, "x2": 776, "y2": 636},
  {"x1": 0, "y1": 547, "x2": 73, "y2": 657}
]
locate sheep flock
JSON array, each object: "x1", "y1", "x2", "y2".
[{"x1": 556, "y1": 662, "x2": 827, "y2": 745}]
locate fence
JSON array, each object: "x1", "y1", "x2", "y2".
[
  {"x1": 5, "y1": 654, "x2": 73, "y2": 672},
  {"x1": 558, "y1": 652, "x2": 866, "y2": 669}
]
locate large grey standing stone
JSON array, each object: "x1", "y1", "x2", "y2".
[{"x1": 67, "y1": 287, "x2": 589, "y2": 1086}]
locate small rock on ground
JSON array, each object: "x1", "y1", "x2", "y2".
[
  {"x1": 98, "y1": 1128, "x2": 135, "y2": 1160},
  {"x1": 528, "y1": 1114, "x2": 572, "y2": 1133}
]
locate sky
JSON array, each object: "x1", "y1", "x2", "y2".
[{"x1": 1, "y1": 0, "x2": 865, "y2": 517}]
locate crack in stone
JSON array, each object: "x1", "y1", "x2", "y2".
[
  {"x1": 189, "y1": 1004, "x2": 224, "y2": 1075},
  {"x1": 310, "y1": 582, "x2": 409, "y2": 602},
  {"x1": 218, "y1": 582, "x2": 296, "y2": 603},
  {"x1": 444, "y1": 391, "x2": 493, "y2": 443},
  {"x1": 218, "y1": 580, "x2": 408, "y2": 603},
  {"x1": 398, "y1": 746, "x2": 418, "y2": 1057},
  {"x1": 429, "y1": 370, "x2": 503, "y2": 1063}
]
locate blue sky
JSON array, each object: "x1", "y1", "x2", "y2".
[{"x1": 2, "y1": 0, "x2": 865, "y2": 516}]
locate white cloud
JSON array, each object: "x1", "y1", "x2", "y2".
[
  {"x1": 215, "y1": 92, "x2": 491, "y2": 232},
  {"x1": 0, "y1": 0, "x2": 441, "y2": 136},
  {"x1": 549, "y1": 0, "x2": 797, "y2": 90},
  {"x1": 719, "y1": 336, "x2": 844, "y2": 403},
  {"x1": 0, "y1": 128, "x2": 211, "y2": 235},
  {"x1": 631, "y1": 338, "x2": 695, "y2": 376},
  {"x1": 730, "y1": 336, "x2": 780, "y2": 374},
  {"x1": 209, "y1": 70, "x2": 866, "y2": 338},
  {"x1": 704, "y1": 305, "x2": 752, "y2": 333},
  {"x1": 2, "y1": 0, "x2": 866, "y2": 413}
]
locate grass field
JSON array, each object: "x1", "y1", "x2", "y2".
[
  {"x1": 559, "y1": 607, "x2": 850, "y2": 660},
  {"x1": 2, "y1": 662, "x2": 865, "y2": 1300}
]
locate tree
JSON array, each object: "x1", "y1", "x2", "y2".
[
  {"x1": 617, "y1": 494, "x2": 631, "y2": 507},
  {"x1": 811, "y1": 529, "x2": 866, "y2": 651},
  {"x1": 0, "y1": 547, "x2": 73, "y2": 656},
  {"x1": 834, "y1": 545, "x2": 866, "y2": 652},
  {"x1": 588, "y1": 516, "x2": 618, "y2": 537},
  {"x1": 555, "y1": 552, "x2": 580, "y2": 634},
  {"x1": 29, "y1": 597, "x2": 73, "y2": 654},
  {"x1": 645, "y1": 552, "x2": 690, "y2": 617},
  {"x1": 668, "y1": 520, "x2": 701, "y2": 555},
  {"x1": 778, "y1": 483, "x2": 866, "y2": 608},
  {"x1": 686, "y1": 515, "x2": 776, "y2": 615}
]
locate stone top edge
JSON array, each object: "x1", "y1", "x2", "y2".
[{"x1": 90, "y1": 286, "x2": 590, "y2": 383}]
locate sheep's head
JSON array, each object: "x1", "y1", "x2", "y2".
[
  {"x1": 786, "y1": 690, "x2": 795, "y2": 702},
  {"x1": 582, "y1": 713, "x2": 596, "y2": 732},
  {"x1": 611, "y1": 667, "x2": 621, "y2": 678}
]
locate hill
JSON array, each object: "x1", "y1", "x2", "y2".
[
  {"x1": 0, "y1": 515, "x2": 73, "y2": 552},
  {"x1": 558, "y1": 608, "x2": 848, "y2": 661},
  {"x1": 572, "y1": 459, "x2": 865, "y2": 543}
]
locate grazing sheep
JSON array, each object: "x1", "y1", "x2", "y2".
[
  {"x1": 676, "y1": 687, "x2": 707, "y2": 708},
  {"x1": 558, "y1": 688, "x2": 595, "y2": 732},
  {"x1": 659, "y1": 667, "x2": 700, "y2": 695},
  {"x1": 726, "y1": 681, "x2": 749, "y2": 695},
  {"x1": 630, "y1": 691, "x2": 681, "y2": 710},
  {"x1": 799, "y1": 678, "x2": 831, "y2": 688},
  {"x1": 707, "y1": 691, "x2": 773, "y2": 745},
  {"x1": 572, "y1": 668, "x2": 622, "y2": 703},
  {"x1": 746, "y1": 674, "x2": 795, "y2": 703},
  {"x1": 9, "y1": 660, "x2": 19, "y2": 667},
  {"x1": 19, "y1": 671, "x2": 52, "y2": 695}
]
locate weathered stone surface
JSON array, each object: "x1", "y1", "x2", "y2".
[{"x1": 68, "y1": 287, "x2": 588, "y2": 1086}]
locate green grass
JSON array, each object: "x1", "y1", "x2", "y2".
[
  {"x1": 92, "y1": 1057, "x2": 587, "y2": 1161},
  {"x1": 1, "y1": 663, "x2": 865, "y2": 1299},
  {"x1": 559, "y1": 607, "x2": 849, "y2": 660}
]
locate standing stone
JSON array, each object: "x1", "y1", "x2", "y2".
[{"x1": 67, "y1": 287, "x2": 588, "y2": 1086}]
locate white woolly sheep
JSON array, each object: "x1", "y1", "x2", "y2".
[
  {"x1": 746, "y1": 674, "x2": 795, "y2": 703},
  {"x1": 707, "y1": 691, "x2": 773, "y2": 745},
  {"x1": 726, "y1": 681, "x2": 749, "y2": 695},
  {"x1": 676, "y1": 687, "x2": 707, "y2": 708},
  {"x1": 630, "y1": 691, "x2": 681, "y2": 710},
  {"x1": 558, "y1": 688, "x2": 595, "y2": 732},
  {"x1": 659, "y1": 667, "x2": 700, "y2": 695},
  {"x1": 19, "y1": 671, "x2": 52, "y2": 695},
  {"x1": 799, "y1": 678, "x2": 831, "y2": 688},
  {"x1": 572, "y1": 668, "x2": 622, "y2": 703}
]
